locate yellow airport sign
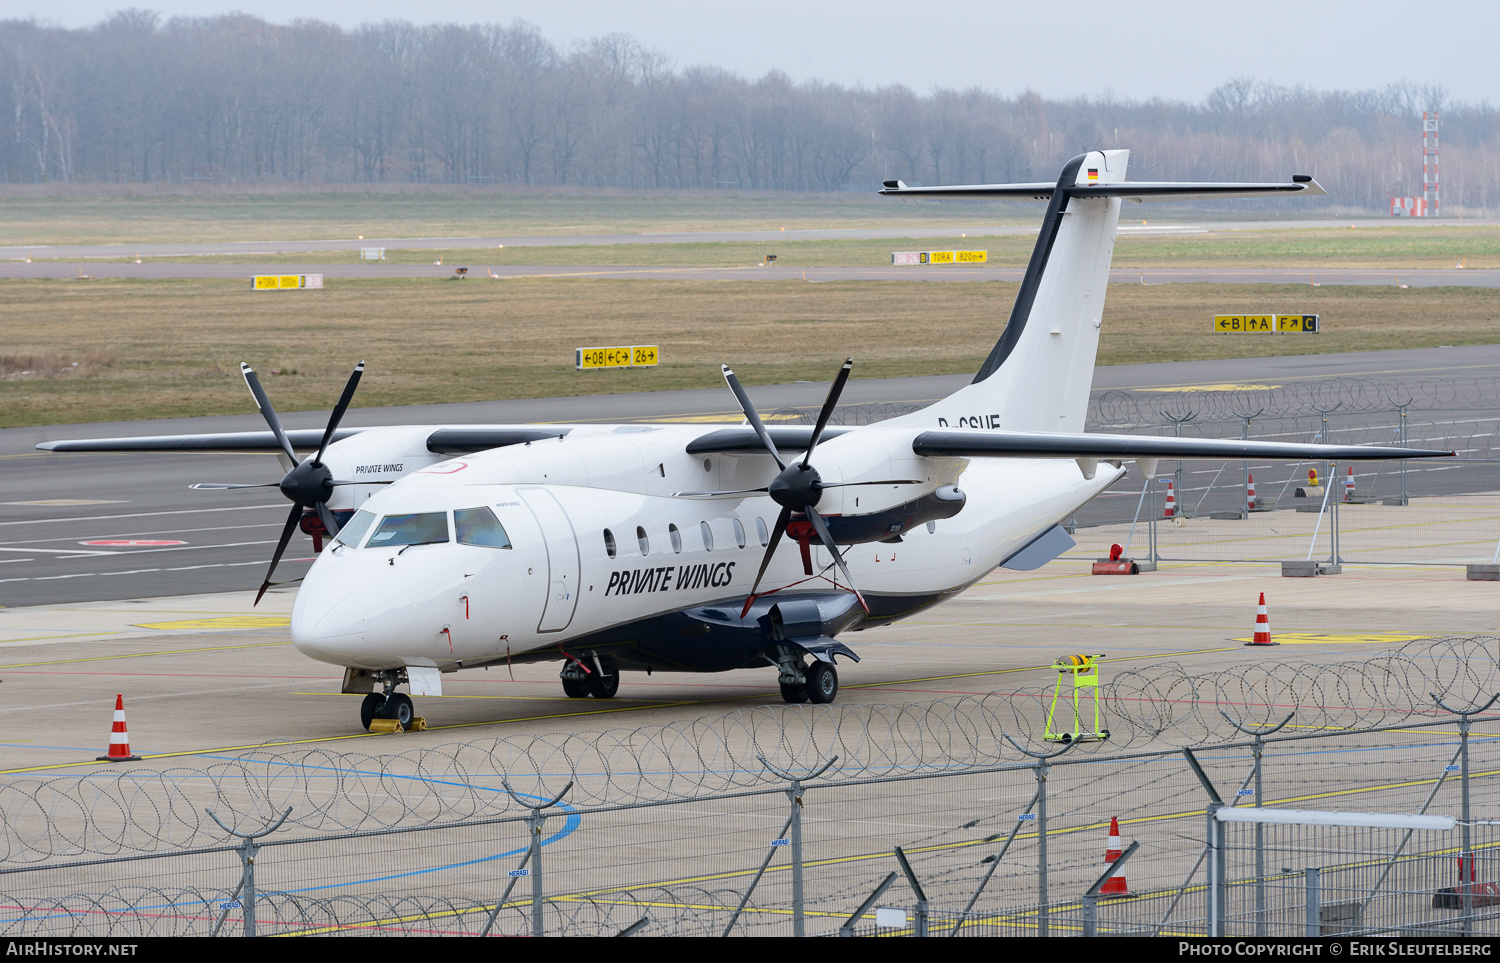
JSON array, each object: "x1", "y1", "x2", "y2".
[
  {"x1": 891, "y1": 250, "x2": 988, "y2": 265},
  {"x1": 252, "y1": 274, "x2": 324, "y2": 290},
  {"x1": 576, "y1": 345, "x2": 660, "y2": 370},
  {"x1": 1276, "y1": 314, "x2": 1320, "y2": 333},
  {"x1": 1213, "y1": 314, "x2": 1319, "y2": 333},
  {"x1": 1213, "y1": 314, "x2": 1274, "y2": 333}
]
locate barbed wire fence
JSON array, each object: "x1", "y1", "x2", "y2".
[{"x1": 0, "y1": 636, "x2": 1498, "y2": 936}]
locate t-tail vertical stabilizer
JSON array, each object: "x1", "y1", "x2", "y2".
[{"x1": 878, "y1": 152, "x2": 1326, "y2": 434}]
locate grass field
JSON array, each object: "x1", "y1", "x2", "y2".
[
  {"x1": 0, "y1": 191, "x2": 1032, "y2": 246},
  {"x1": 3, "y1": 277, "x2": 1496, "y2": 428},
  {"x1": 27, "y1": 226, "x2": 1500, "y2": 272}
]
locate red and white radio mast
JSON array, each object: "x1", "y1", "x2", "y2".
[{"x1": 1422, "y1": 110, "x2": 1440, "y2": 218}]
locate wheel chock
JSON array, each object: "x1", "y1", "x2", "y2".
[{"x1": 367, "y1": 716, "x2": 429, "y2": 734}]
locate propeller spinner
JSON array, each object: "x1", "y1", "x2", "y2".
[{"x1": 192, "y1": 361, "x2": 367, "y2": 605}]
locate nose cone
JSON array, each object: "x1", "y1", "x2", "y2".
[{"x1": 291, "y1": 586, "x2": 367, "y2": 664}]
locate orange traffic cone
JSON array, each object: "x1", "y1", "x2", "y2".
[
  {"x1": 1247, "y1": 473, "x2": 1256, "y2": 512},
  {"x1": 1345, "y1": 466, "x2": 1356, "y2": 502},
  {"x1": 1163, "y1": 481, "x2": 1176, "y2": 518},
  {"x1": 1246, "y1": 593, "x2": 1276, "y2": 646},
  {"x1": 1101, "y1": 816, "x2": 1129, "y2": 895},
  {"x1": 97, "y1": 694, "x2": 142, "y2": 762}
]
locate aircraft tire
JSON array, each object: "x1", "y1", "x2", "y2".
[
  {"x1": 360, "y1": 693, "x2": 386, "y2": 731},
  {"x1": 386, "y1": 693, "x2": 415, "y2": 729},
  {"x1": 805, "y1": 663, "x2": 838, "y2": 705},
  {"x1": 779, "y1": 681, "x2": 809, "y2": 704},
  {"x1": 587, "y1": 669, "x2": 620, "y2": 699},
  {"x1": 561, "y1": 675, "x2": 588, "y2": 699}
]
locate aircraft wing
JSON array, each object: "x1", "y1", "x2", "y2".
[
  {"x1": 910, "y1": 430, "x2": 1451, "y2": 462},
  {"x1": 36, "y1": 428, "x2": 369, "y2": 453},
  {"x1": 36, "y1": 426, "x2": 569, "y2": 455},
  {"x1": 879, "y1": 176, "x2": 1327, "y2": 202}
]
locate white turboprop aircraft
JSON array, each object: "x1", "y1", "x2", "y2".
[{"x1": 41, "y1": 150, "x2": 1451, "y2": 730}]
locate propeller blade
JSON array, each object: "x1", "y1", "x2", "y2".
[
  {"x1": 314, "y1": 501, "x2": 342, "y2": 537},
  {"x1": 818, "y1": 479, "x2": 926, "y2": 488},
  {"x1": 741, "y1": 504, "x2": 792, "y2": 618},
  {"x1": 255, "y1": 503, "x2": 305, "y2": 606},
  {"x1": 671, "y1": 487, "x2": 770, "y2": 498},
  {"x1": 189, "y1": 482, "x2": 279, "y2": 490},
  {"x1": 330, "y1": 479, "x2": 393, "y2": 486},
  {"x1": 313, "y1": 361, "x2": 365, "y2": 466},
  {"x1": 241, "y1": 363, "x2": 299, "y2": 466},
  {"x1": 801, "y1": 357, "x2": 853, "y2": 468},
  {"x1": 805, "y1": 506, "x2": 870, "y2": 614},
  {"x1": 721, "y1": 364, "x2": 785, "y2": 470}
]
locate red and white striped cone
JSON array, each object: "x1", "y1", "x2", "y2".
[
  {"x1": 97, "y1": 694, "x2": 142, "y2": 762},
  {"x1": 1163, "y1": 481, "x2": 1176, "y2": 519},
  {"x1": 1101, "y1": 816, "x2": 1129, "y2": 895},
  {"x1": 1247, "y1": 473, "x2": 1256, "y2": 512},
  {"x1": 1345, "y1": 466, "x2": 1356, "y2": 502},
  {"x1": 1246, "y1": 592, "x2": 1276, "y2": 646}
]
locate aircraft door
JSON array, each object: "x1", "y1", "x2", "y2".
[{"x1": 518, "y1": 488, "x2": 581, "y2": 633}]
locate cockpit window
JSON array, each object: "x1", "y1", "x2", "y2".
[
  {"x1": 456, "y1": 507, "x2": 512, "y2": 549},
  {"x1": 368, "y1": 512, "x2": 450, "y2": 547},
  {"x1": 334, "y1": 509, "x2": 377, "y2": 548}
]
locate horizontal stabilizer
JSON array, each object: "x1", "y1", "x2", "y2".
[
  {"x1": 879, "y1": 176, "x2": 1326, "y2": 203},
  {"x1": 911, "y1": 430, "x2": 1451, "y2": 462}
]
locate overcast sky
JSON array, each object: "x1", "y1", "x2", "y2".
[{"x1": 5, "y1": 0, "x2": 1496, "y2": 105}]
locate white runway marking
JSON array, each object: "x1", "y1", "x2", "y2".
[
  {"x1": 0, "y1": 556, "x2": 317, "y2": 584},
  {"x1": 0, "y1": 504, "x2": 282, "y2": 529}
]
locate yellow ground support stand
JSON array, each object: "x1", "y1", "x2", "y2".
[{"x1": 1044, "y1": 654, "x2": 1110, "y2": 743}]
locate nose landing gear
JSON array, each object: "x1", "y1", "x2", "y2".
[{"x1": 359, "y1": 670, "x2": 419, "y2": 731}]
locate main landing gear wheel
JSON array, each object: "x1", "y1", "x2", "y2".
[
  {"x1": 561, "y1": 675, "x2": 588, "y2": 699},
  {"x1": 384, "y1": 693, "x2": 415, "y2": 730},
  {"x1": 360, "y1": 693, "x2": 386, "y2": 730},
  {"x1": 779, "y1": 681, "x2": 809, "y2": 704},
  {"x1": 587, "y1": 669, "x2": 620, "y2": 699},
  {"x1": 805, "y1": 662, "x2": 838, "y2": 704}
]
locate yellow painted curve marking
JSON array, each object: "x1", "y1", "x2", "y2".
[
  {"x1": 134, "y1": 616, "x2": 291, "y2": 630},
  {"x1": 1230, "y1": 632, "x2": 1430, "y2": 645},
  {"x1": 0, "y1": 639, "x2": 291, "y2": 669},
  {"x1": 1140, "y1": 383, "x2": 1283, "y2": 393}
]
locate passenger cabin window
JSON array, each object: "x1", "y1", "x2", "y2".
[
  {"x1": 700, "y1": 521, "x2": 714, "y2": 552},
  {"x1": 756, "y1": 517, "x2": 769, "y2": 547},
  {"x1": 637, "y1": 526, "x2": 650, "y2": 556},
  {"x1": 669, "y1": 523, "x2": 683, "y2": 554},
  {"x1": 604, "y1": 528, "x2": 617, "y2": 558},
  {"x1": 368, "y1": 512, "x2": 450, "y2": 547},
  {"x1": 733, "y1": 518, "x2": 747, "y2": 549},
  {"x1": 334, "y1": 509, "x2": 377, "y2": 548},
  {"x1": 455, "y1": 507, "x2": 512, "y2": 548}
]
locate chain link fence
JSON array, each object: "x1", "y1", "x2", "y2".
[{"x1": 1, "y1": 637, "x2": 1499, "y2": 936}]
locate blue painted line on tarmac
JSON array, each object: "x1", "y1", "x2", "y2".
[{"x1": 262, "y1": 796, "x2": 582, "y2": 897}]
